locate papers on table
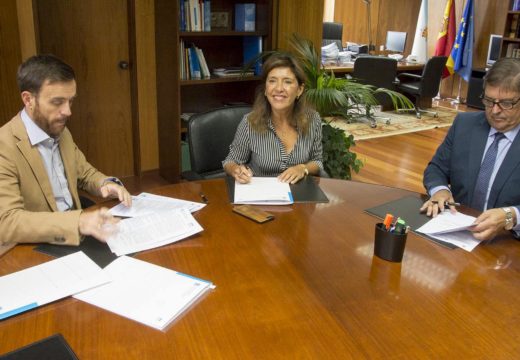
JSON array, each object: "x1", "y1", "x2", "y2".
[
  {"x1": 110, "y1": 192, "x2": 206, "y2": 218},
  {"x1": 74, "y1": 256, "x2": 215, "y2": 331},
  {"x1": 416, "y1": 211, "x2": 481, "y2": 252},
  {"x1": 234, "y1": 177, "x2": 293, "y2": 205},
  {"x1": 107, "y1": 208, "x2": 203, "y2": 256},
  {"x1": 0, "y1": 252, "x2": 108, "y2": 320}
]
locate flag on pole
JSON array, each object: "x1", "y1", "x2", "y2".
[
  {"x1": 411, "y1": 0, "x2": 428, "y2": 63},
  {"x1": 434, "y1": 0, "x2": 456, "y2": 78},
  {"x1": 446, "y1": 0, "x2": 474, "y2": 82}
]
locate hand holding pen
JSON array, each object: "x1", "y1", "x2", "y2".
[
  {"x1": 420, "y1": 189, "x2": 458, "y2": 217},
  {"x1": 233, "y1": 164, "x2": 253, "y2": 184}
]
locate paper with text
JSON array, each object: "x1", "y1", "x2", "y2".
[
  {"x1": 416, "y1": 211, "x2": 480, "y2": 252},
  {"x1": 106, "y1": 208, "x2": 203, "y2": 256},
  {"x1": 74, "y1": 256, "x2": 215, "y2": 331},
  {"x1": 0, "y1": 252, "x2": 109, "y2": 320},
  {"x1": 110, "y1": 192, "x2": 206, "y2": 218},
  {"x1": 234, "y1": 177, "x2": 293, "y2": 205}
]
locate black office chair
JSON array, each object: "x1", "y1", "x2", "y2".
[
  {"x1": 396, "y1": 56, "x2": 448, "y2": 119},
  {"x1": 322, "y1": 22, "x2": 343, "y2": 50},
  {"x1": 350, "y1": 56, "x2": 398, "y2": 127},
  {"x1": 181, "y1": 105, "x2": 252, "y2": 181}
]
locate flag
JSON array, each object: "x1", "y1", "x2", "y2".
[
  {"x1": 411, "y1": 0, "x2": 428, "y2": 63},
  {"x1": 434, "y1": 0, "x2": 456, "y2": 78},
  {"x1": 446, "y1": 0, "x2": 474, "y2": 82}
]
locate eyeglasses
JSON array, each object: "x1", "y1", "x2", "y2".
[{"x1": 480, "y1": 95, "x2": 520, "y2": 110}]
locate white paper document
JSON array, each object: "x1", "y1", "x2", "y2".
[
  {"x1": 234, "y1": 177, "x2": 293, "y2": 205},
  {"x1": 74, "y1": 256, "x2": 215, "y2": 331},
  {"x1": 110, "y1": 192, "x2": 206, "y2": 218},
  {"x1": 106, "y1": 208, "x2": 203, "y2": 256},
  {"x1": 0, "y1": 252, "x2": 109, "y2": 320},
  {"x1": 416, "y1": 211, "x2": 481, "y2": 252}
]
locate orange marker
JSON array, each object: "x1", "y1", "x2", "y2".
[{"x1": 383, "y1": 213, "x2": 394, "y2": 231}]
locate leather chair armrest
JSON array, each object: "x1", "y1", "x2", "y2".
[
  {"x1": 397, "y1": 72, "x2": 421, "y2": 80},
  {"x1": 181, "y1": 171, "x2": 205, "y2": 181}
]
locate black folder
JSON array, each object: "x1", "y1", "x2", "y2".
[
  {"x1": 364, "y1": 195, "x2": 457, "y2": 249},
  {"x1": 34, "y1": 235, "x2": 120, "y2": 268},
  {"x1": 0, "y1": 334, "x2": 78, "y2": 360},
  {"x1": 225, "y1": 175, "x2": 329, "y2": 203}
]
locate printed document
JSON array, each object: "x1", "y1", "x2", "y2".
[
  {"x1": 106, "y1": 208, "x2": 203, "y2": 256},
  {"x1": 74, "y1": 256, "x2": 215, "y2": 331},
  {"x1": 416, "y1": 211, "x2": 481, "y2": 252},
  {"x1": 110, "y1": 192, "x2": 206, "y2": 218},
  {"x1": 234, "y1": 177, "x2": 293, "y2": 205},
  {"x1": 0, "y1": 252, "x2": 109, "y2": 320}
]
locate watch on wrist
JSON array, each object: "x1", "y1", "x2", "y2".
[
  {"x1": 303, "y1": 165, "x2": 309, "y2": 176},
  {"x1": 502, "y1": 207, "x2": 514, "y2": 231}
]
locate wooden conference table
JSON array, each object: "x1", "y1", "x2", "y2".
[{"x1": 1, "y1": 178, "x2": 519, "y2": 359}]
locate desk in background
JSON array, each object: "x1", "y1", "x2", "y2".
[
  {"x1": 325, "y1": 61, "x2": 424, "y2": 74},
  {"x1": 1, "y1": 178, "x2": 519, "y2": 358}
]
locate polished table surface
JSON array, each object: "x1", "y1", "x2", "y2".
[
  {"x1": 325, "y1": 61, "x2": 424, "y2": 74},
  {"x1": 1, "y1": 178, "x2": 519, "y2": 359}
]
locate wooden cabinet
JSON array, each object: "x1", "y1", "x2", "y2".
[
  {"x1": 500, "y1": 0, "x2": 520, "y2": 58},
  {"x1": 155, "y1": 0, "x2": 273, "y2": 182}
]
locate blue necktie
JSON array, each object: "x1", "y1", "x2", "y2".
[{"x1": 471, "y1": 132, "x2": 506, "y2": 211}]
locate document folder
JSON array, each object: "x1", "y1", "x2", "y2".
[{"x1": 0, "y1": 334, "x2": 78, "y2": 360}]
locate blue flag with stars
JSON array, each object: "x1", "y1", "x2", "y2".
[{"x1": 447, "y1": 0, "x2": 474, "y2": 82}]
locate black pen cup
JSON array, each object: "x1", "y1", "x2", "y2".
[{"x1": 374, "y1": 223, "x2": 407, "y2": 262}]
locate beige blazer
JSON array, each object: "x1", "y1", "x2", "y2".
[{"x1": 0, "y1": 114, "x2": 107, "y2": 253}]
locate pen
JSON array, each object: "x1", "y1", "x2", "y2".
[
  {"x1": 199, "y1": 192, "x2": 209, "y2": 204},
  {"x1": 431, "y1": 200, "x2": 461, "y2": 207},
  {"x1": 383, "y1": 213, "x2": 394, "y2": 231},
  {"x1": 393, "y1": 218, "x2": 407, "y2": 234}
]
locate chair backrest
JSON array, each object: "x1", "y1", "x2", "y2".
[
  {"x1": 419, "y1": 56, "x2": 448, "y2": 98},
  {"x1": 352, "y1": 56, "x2": 398, "y2": 109},
  {"x1": 187, "y1": 105, "x2": 252, "y2": 178},
  {"x1": 322, "y1": 22, "x2": 343, "y2": 49}
]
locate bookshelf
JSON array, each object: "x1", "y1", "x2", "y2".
[
  {"x1": 155, "y1": 0, "x2": 273, "y2": 182},
  {"x1": 500, "y1": 0, "x2": 520, "y2": 58}
]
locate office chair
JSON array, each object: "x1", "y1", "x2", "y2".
[
  {"x1": 396, "y1": 56, "x2": 448, "y2": 119},
  {"x1": 322, "y1": 22, "x2": 343, "y2": 50},
  {"x1": 181, "y1": 105, "x2": 252, "y2": 181},
  {"x1": 350, "y1": 56, "x2": 398, "y2": 128}
]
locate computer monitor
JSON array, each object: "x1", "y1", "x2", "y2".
[
  {"x1": 486, "y1": 34, "x2": 502, "y2": 67},
  {"x1": 385, "y1": 31, "x2": 407, "y2": 53}
]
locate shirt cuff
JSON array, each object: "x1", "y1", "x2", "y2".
[
  {"x1": 102, "y1": 177, "x2": 124, "y2": 187},
  {"x1": 429, "y1": 185, "x2": 451, "y2": 197}
]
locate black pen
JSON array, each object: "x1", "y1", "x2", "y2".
[
  {"x1": 431, "y1": 200, "x2": 461, "y2": 207},
  {"x1": 199, "y1": 192, "x2": 209, "y2": 204}
]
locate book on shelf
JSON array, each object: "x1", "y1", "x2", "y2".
[
  {"x1": 243, "y1": 36, "x2": 263, "y2": 75},
  {"x1": 510, "y1": 14, "x2": 519, "y2": 38},
  {"x1": 235, "y1": 3, "x2": 256, "y2": 31},
  {"x1": 514, "y1": 0, "x2": 520, "y2": 11},
  {"x1": 195, "y1": 47, "x2": 211, "y2": 78},
  {"x1": 213, "y1": 67, "x2": 255, "y2": 77},
  {"x1": 203, "y1": 0, "x2": 211, "y2": 31},
  {"x1": 506, "y1": 43, "x2": 520, "y2": 57},
  {"x1": 180, "y1": 0, "x2": 211, "y2": 31},
  {"x1": 187, "y1": 46, "x2": 201, "y2": 79}
]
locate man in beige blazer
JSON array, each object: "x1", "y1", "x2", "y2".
[{"x1": 0, "y1": 54, "x2": 132, "y2": 256}]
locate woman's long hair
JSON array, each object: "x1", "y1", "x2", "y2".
[{"x1": 248, "y1": 52, "x2": 311, "y2": 135}]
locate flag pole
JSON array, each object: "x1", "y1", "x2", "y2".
[{"x1": 451, "y1": 77, "x2": 463, "y2": 105}]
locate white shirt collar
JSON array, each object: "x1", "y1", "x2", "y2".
[
  {"x1": 20, "y1": 108, "x2": 58, "y2": 146},
  {"x1": 489, "y1": 123, "x2": 520, "y2": 143}
]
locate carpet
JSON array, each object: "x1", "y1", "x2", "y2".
[{"x1": 325, "y1": 106, "x2": 459, "y2": 140}]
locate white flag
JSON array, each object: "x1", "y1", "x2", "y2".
[{"x1": 411, "y1": 0, "x2": 428, "y2": 63}]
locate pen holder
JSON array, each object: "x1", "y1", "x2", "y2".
[{"x1": 374, "y1": 223, "x2": 407, "y2": 262}]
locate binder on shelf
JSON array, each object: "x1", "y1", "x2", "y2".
[
  {"x1": 187, "y1": 46, "x2": 201, "y2": 79},
  {"x1": 195, "y1": 47, "x2": 211, "y2": 78},
  {"x1": 243, "y1": 36, "x2": 263, "y2": 75},
  {"x1": 203, "y1": 0, "x2": 211, "y2": 31},
  {"x1": 179, "y1": 0, "x2": 186, "y2": 31},
  {"x1": 235, "y1": 3, "x2": 256, "y2": 31},
  {"x1": 189, "y1": 0, "x2": 201, "y2": 31},
  {"x1": 514, "y1": 0, "x2": 520, "y2": 11}
]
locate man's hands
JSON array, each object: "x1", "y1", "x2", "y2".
[
  {"x1": 79, "y1": 208, "x2": 119, "y2": 242},
  {"x1": 100, "y1": 181, "x2": 132, "y2": 207},
  {"x1": 420, "y1": 189, "x2": 457, "y2": 217},
  {"x1": 471, "y1": 208, "x2": 510, "y2": 241}
]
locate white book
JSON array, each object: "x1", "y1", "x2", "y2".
[
  {"x1": 75, "y1": 256, "x2": 215, "y2": 331},
  {"x1": 234, "y1": 177, "x2": 293, "y2": 205},
  {"x1": 195, "y1": 47, "x2": 211, "y2": 78},
  {"x1": 0, "y1": 252, "x2": 109, "y2": 320}
]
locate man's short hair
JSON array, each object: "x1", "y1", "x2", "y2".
[
  {"x1": 484, "y1": 57, "x2": 520, "y2": 94},
  {"x1": 17, "y1": 54, "x2": 75, "y2": 94}
]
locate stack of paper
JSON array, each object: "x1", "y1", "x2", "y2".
[
  {"x1": 110, "y1": 192, "x2": 205, "y2": 218},
  {"x1": 416, "y1": 211, "x2": 481, "y2": 252},
  {"x1": 106, "y1": 208, "x2": 203, "y2": 256},
  {"x1": 75, "y1": 256, "x2": 215, "y2": 331},
  {"x1": 234, "y1": 177, "x2": 293, "y2": 205},
  {"x1": 0, "y1": 252, "x2": 109, "y2": 320}
]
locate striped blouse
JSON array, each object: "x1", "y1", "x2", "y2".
[{"x1": 223, "y1": 110, "x2": 323, "y2": 176}]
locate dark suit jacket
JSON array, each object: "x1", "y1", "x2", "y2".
[{"x1": 424, "y1": 111, "x2": 520, "y2": 210}]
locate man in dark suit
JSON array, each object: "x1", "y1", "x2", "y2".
[{"x1": 421, "y1": 58, "x2": 520, "y2": 241}]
